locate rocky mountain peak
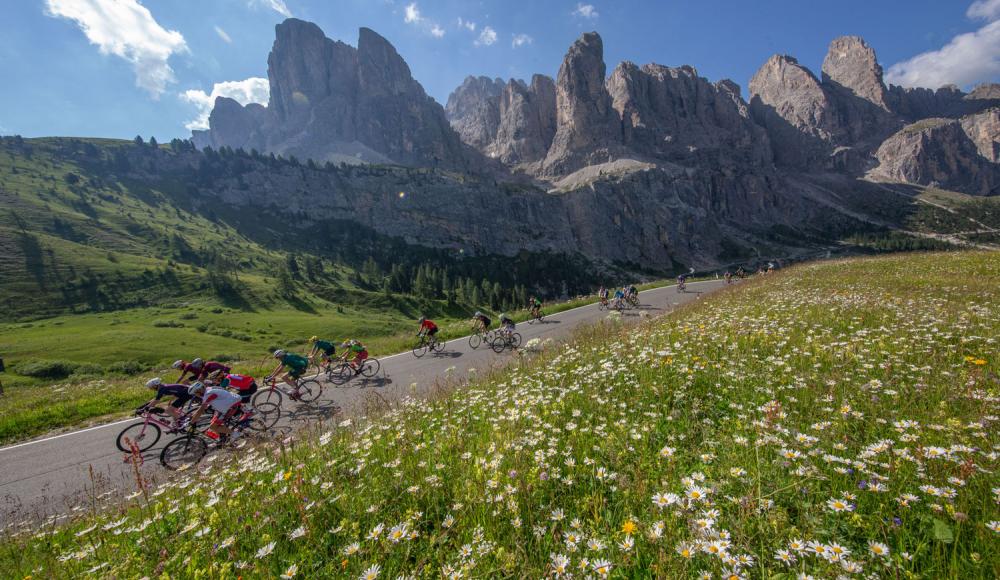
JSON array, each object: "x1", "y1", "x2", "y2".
[
  {"x1": 821, "y1": 36, "x2": 889, "y2": 110},
  {"x1": 444, "y1": 76, "x2": 506, "y2": 151}
]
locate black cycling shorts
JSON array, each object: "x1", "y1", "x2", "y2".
[
  {"x1": 169, "y1": 393, "x2": 193, "y2": 409},
  {"x1": 238, "y1": 383, "x2": 258, "y2": 404},
  {"x1": 428, "y1": 327, "x2": 438, "y2": 336}
]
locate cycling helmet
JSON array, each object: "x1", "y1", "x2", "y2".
[
  {"x1": 187, "y1": 381, "x2": 205, "y2": 396},
  {"x1": 145, "y1": 377, "x2": 163, "y2": 389},
  {"x1": 309, "y1": 336, "x2": 318, "y2": 343},
  {"x1": 273, "y1": 349, "x2": 286, "y2": 358},
  {"x1": 172, "y1": 360, "x2": 184, "y2": 369},
  {"x1": 474, "y1": 311, "x2": 482, "y2": 317},
  {"x1": 418, "y1": 316, "x2": 426, "y2": 324},
  {"x1": 191, "y1": 357, "x2": 204, "y2": 368}
]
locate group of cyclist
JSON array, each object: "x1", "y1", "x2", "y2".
[{"x1": 598, "y1": 284, "x2": 639, "y2": 309}]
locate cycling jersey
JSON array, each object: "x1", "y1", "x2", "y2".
[
  {"x1": 475, "y1": 314, "x2": 492, "y2": 328},
  {"x1": 349, "y1": 343, "x2": 367, "y2": 354},
  {"x1": 500, "y1": 317, "x2": 515, "y2": 328},
  {"x1": 281, "y1": 354, "x2": 309, "y2": 371},
  {"x1": 314, "y1": 340, "x2": 336, "y2": 355},
  {"x1": 201, "y1": 387, "x2": 241, "y2": 414},
  {"x1": 420, "y1": 320, "x2": 438, "y2": 332},
  {"x1": 155, "y1": 383, "x2": 193, "y2": 408},
  {"x1": 179, "y1": 362, "x2": 202, "y2": 378},
  {"x1": 225, "y1": 374, "x2": 255, "y2": 391},
  {"x1": 614, "y1": 290, "x2": 624, "y2": 299},
  {"x1": 197, "y1": 361, "x2": 231, "y2": 380}
]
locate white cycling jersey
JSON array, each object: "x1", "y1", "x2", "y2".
[{"x1": 201, "y1": 387, "x2": 241, "y2": 414}]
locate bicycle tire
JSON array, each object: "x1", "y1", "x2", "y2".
[
  {"x1": 116, "y1": 421, "x2": 161, "y2": 453},
  {"x1": 160, "y1": 435, "x2": 208, "y2": 469},
  {"x1": 329, "y1": 364, "x2": 352, "y2": 386},
  {"x1": 296, "y1": 379, "x2": 322, "y2": 402},
  {"x1": 252, "y1": 388, "x2": 283, "y2": 408},
  {"x1": 246, "y1": 403, "x2": 280, "y2": 431},
  {"x1": 511, "y1": 333, "x2": 522, "y2": 348},
  {"x1": 432, "y1": 338, "x2": 446, "y2": 353},
  {"x1": 469, "y1": 333, "x2": 482, "y2": 349},
  {"x1": 361, "y1": 358, "x2": 380, "y2": 378},
  {"x1": 491, "y1": 336, "x2": 507, "y2": 353},
  {"x1": 412, "y1": 342, "x2": 427, "y2": 358}
]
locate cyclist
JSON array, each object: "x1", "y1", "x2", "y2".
[
  {"x1": 186, "y1": 381, "x2": 244, "y2": 441},
  {"x1": 724, "y1": 271, "x2": 733, "y2": 285},
  {"x1": 472, "y1": 311, "x2": 492, "y2": 333},
  {"x1": 308, "y1": 336, "x2": 337, "y2": 370},
  {"x1": 142, "y1": 377, "x2": 193, "y2": 427},
  {"x1": 528, "y1": 296, "x2": 542, "y2": 319},
  {"x1": 598, "y1": 286, "x2": 609, "y2": 307},
  {"x1": 499, "y1": 312, "x2": 515, "y2": 335},
  {"x1": 417, "y1": 317, "x2": 439, "y2": 341},
  {"x1": 628, "y1": 284, "x2": 638, "y2": 300},
  {"x1": 341, "y1": 339, "x2": 369, "y2": 374},
  {"x1": 613, "y1": 286, "x2": 625, "y2": 308},
  {"x1": 173, "y1": 358, "x2": 205, "y2": 384},
  {"x1": 676, "y1": 274, "x2": 687, "y2": 292},
  {"x1": 197, "y1": 360, "x2": 232, "y2": 383},
  {"x1": 268, "y1": 349, "x2": 310, "y2": 401},
  {"x1": 221, "y1": 373, "x2": 258, "y2": 404}
]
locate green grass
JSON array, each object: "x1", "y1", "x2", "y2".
[{"x1": 2, "y1": 251, "x2": 996, "y2": 578}]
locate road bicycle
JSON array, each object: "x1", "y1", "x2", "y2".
[
  {"x1": 158, "y1": 406, "x2": 277, "y2": 470},
  {"x1": 468, "y1": 327, "x2": 495, "y2": 349},
  {"x1": 252, "y1": 375, "x2": 322, "y2": 407},
  {"x1": 597, "y1": 297, "x2": 611, "y2": 311},
  {"x1": 527, "y1": 308, "x2": 545, "y2": 324},
  {"x1": 116, "y1": 404, "x2": 203, "y2": 453},
  {"x1": 412, "y1": 334, "x2": 446, "y2": 358},
  {"x1": 626, "y1": 294, "x2": 640, "y2": 307},
  {"x1": 491, "y1": 329, "x2": 522, "y2": 353},
  {"x1": 677, "y1": 280, "x2": 686, "y2": 293},
  {"x1": 325, "y1": 355, "x2": 381, "y2": 385}
]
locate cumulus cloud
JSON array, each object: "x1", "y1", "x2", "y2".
[
  {"x1": 430, "y1": 24, "x2": 445, "y2": 38},
  {"x1": 249, "y1": 0, "x2": 292, "y2": 18},
  {"x1": 456, "y1": 17, "x2": 475, "y2": 32},
  {"x1": 572, "y1": 3, "x2": 598, "y2": 19},
  {"x1": 44, "y1": 0, "x2": 188, "y2": 98},
  {"x1": 475, "y1": 26, "x2": 497, "y2": 47},
  {"x1": 511, "y1": 33, "x2": 533, "y2": 48},
  {"x1": 179, "y1": 77, "x2": 270, "y2": 131},
  {"x1": 404, "y1": 2, "x2": 421, "y2": 24},
  {"x1": 214, "y1": 25, "x2": 232, "y2": 44},
  {"x1": 968, "y1": 0, "x2": 1000, "y2": 20},
  {"x1": 402, "y1": 3, "x2": 445, "y2": 38},
  {"x1": 886, "y1": 3, "x2": 1000, "y2": 89}
]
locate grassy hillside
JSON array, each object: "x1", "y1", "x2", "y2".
[{"x1": 2, "y1": 251, "x2": 996, "y2": 578}]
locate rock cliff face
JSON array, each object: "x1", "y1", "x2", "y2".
[
  {"x1": 543, "y1": 32, "x2": 624, "y2": 175},
  {"x1": 196, "y1": 19, "x2": 477, "y2": 170},
  {"x1": 871, "y1": 117, "x2": 1000, "y2": 195},
  {"x1": 962, "y1": 108, "x2": 1000, "y2": 162},
  {"x1": 493, "y1": 75, "x2": 558, "y2": 165},
  {"x1": 444, "y1": 76, "x2": 505, "y2": 152}
]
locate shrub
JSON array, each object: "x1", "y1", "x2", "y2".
[
  {"x1": 106, "y1": 360, "x2": 147, "y2": 374},
  {"x1": 211, "y1": 354, "x2": 237, "y2": 363},
  {"x1": 178, "y1": 312, "x2": 199, "y2": 320},
  {"x1": 151, "y1": 320, "x2": 184, "y2": 328},
  {"x1": 16, "y1": 360, "x2": 79, "y2": 379},
  {"x1": 71, "y1": 363, "x2": 104, "y2": 376}
]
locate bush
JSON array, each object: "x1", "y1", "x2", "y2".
[
  {"x1": 152, "y1": 320, "x2": 184, "y2": 328},
  {"x1": 107, "y1": 360, "x2": 147, "y2": 375},
  {"x1": 16, "y1": 360, "x2": 79, "y2": 379},
  {"x1": 71, "y1": 363, "x2": 104, "y2": 376},
  {"x1": 178, "y1": 312, "x2": 199, "y2": 320},
  {"x1": 211, "y1": 354, "x2": 237, "y2": 363}
]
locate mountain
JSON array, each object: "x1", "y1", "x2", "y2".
[{"x1": 194, "y1": 20, "x2": 479, "y2": 171}]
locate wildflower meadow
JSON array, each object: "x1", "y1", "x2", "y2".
[{"x1": 2, "y1": 251, "x2": 998, "y2": 578}]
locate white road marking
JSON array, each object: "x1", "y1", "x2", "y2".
[{"x1": 0, "y1": 281, "x2": 714, "y2": 452}]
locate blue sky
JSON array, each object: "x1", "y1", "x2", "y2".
[{"x1": 2, "y1": 0, "x2": 999, "y2": 141}]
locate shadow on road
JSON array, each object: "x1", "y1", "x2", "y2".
[{"x1": 430, "y1": 351, "x2": 462, "y2": 359}]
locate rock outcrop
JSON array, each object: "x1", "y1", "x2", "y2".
[
  {"x1": 821, "y1": 36, "x2": 889, "y2": 111},
  {"x1": 492, "y1": 75, "x2": 558, "y2": 165},
  {"x1": 871, "y1": 117, "x2": 1000, "y2": 195},
  {"x1": 196, "y1": 19, "x2": 478, "y2": 170},
  {"x1": 961, "y1": 108, "x2": 1000, "y2": 162},
  {"x1": 543, "y1": 32, "x2": 624, "y2": 175},
  {"x1": 444, "y1": 76, "x2": 505, "y2": 152}
]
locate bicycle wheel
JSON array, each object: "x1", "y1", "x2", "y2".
[
  {"x1": 511, "y1": 333, "x2": 523, "y2": 348},
  {"x1": 432, "y1": 338, "x2": 446, "y2": 353},
  {"x1": 296, "y1": 379, "x2": 322, "y2": 402},
  {"x1": 252, "y1": 388, "x2": 283, "y2": 408},
  {"x1": 469, "y1": 333, "x2": 482, "y2": 349},
  {"x1": 412, "y1": 342, "x2": 427, "y2": 358},
  {"x1": 160, "y1": 435, "x2": 208, "y2": 469},
  {"x1": 116, "y1": 421, "x2": 161, "y2": 453},
  {"x1": 361, "y1": 358, "x2": 380, "y2": 378},
  {"x1": 491, "y1": 336, "x2": 507, "y2": 353},
  {"x1": 329, "y1": 363, "x2": 352, "y2": 386},
  {"x1": 246, "y1": 403, "x2": 280, "y2": 431}
]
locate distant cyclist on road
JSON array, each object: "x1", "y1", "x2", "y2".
[
  {"x1": 472, "y1": 311, "x2": 492, "y2": 333},
  {"x1": 724, "y1": 271, "x2": 733, "y2": 284},
  {"x1": 142, "y1": 377, "x2": 193, "y2": 427},
  {"x1": 308, "y1": 336, "x2": 337, "y2": 370},
  {"x1": 341, "y1": 339, "x2": 369, "y2": 374},
  {"x1": 613, "y1": 286, "x2": 625, "y2": 308},
  {"x1": 677, "y1": 274, "x2": 687, "y2": 292},
  {"x1": 499, "y1": 312, "x2": 515, "y2": 335},
  {"x1": 528, "y1": 296, "x2": 542, "y2": 319},
  {"x1": 598, "y1": 285, "x2": 609, "y2": 307},
  {"x1": 268, "y1": 349, "x2": 309, "y2": 401},
  {"x1": 417, "y1": 317, "x2": 439, "y2": 341},
  {"x1": 197, "y1": 360, "x2": 232, "y2": 383},
  {"x1": 186, "y1": 381, "x2": 245, "y2": 441}
]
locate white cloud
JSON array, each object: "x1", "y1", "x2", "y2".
[
  {"x1": 214, "y1": 25, "x2": 232, "y2": 44},
  {"x1": 456, "y1": 17, "x2": 475, "y2": 32},
  {"x1": 180, "y1": 77, "x2": 270, "y2": 131},
  {"x1": 968, "y1": 0, "x2": 1000, "y2": 20},
  {"x1": 404, "y1": 2, "x2": 421, "y2": 24},
  {"x1": 402, "y1": 2, "x2": 444, "y2": 38},
  {"x1": 572, "y1": 3, "x2": 598, "y2": 19},
  {"x1": 249, "y1": 0, "x2": 292, "y2": 18},
  {"x1": 511, "y1": 33, "x2": 533, "y2": 48},
  {"x1": 44, "y1": 0, "x2": 188, "y2": 98},
  {"x1": 475, "y1": 26, "x2": 497, "y2": 47},
  {"x1": 886, "y1": 4, "x2": 1000, "y2": 90}
]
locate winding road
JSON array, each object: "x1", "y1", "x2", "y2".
[{"x1": 0, "y1": 280, "x2": 724, "y2": 528}]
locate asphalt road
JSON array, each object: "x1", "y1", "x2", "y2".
[{"x1": 0, "y1": 280, "x2": 724, "y2": 528}]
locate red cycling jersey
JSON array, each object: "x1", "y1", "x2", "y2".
[{"x1": 420, "y1": 320, "x2": 438, "y2": 332}]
